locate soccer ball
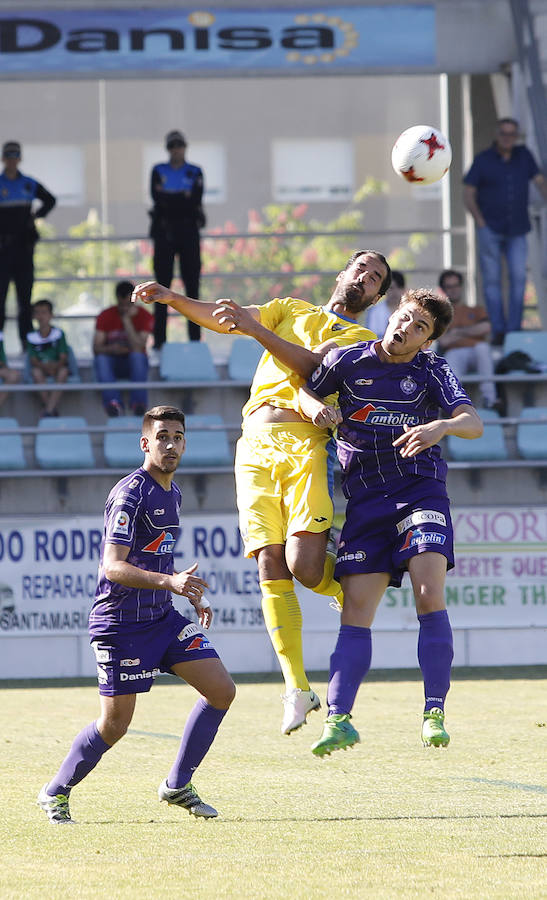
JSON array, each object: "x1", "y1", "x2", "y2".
[{"x1": 391, "y1": 125, "x2": 452, "y2": 185}]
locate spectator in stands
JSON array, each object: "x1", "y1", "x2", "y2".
[
  {"x1": 93, "y1": 280, "x2": 153, "y2": 418},
  {"x1": 0, "y1": 140, "x2": 56, "y2": 352},
  {"x1": 436, "y1": 270, "x2": 499, "y2": 411},
  {"x1": 26, "y1": 299, "x2": 69, "y2": 418},
  {"x1": 0, "y1": 330, "x2": 19, "y2": 410},
  {"x1": 365, "y1": 270, "x2": 405, "y2": 336},
  {"x1": 463, "y1": 117, "x2": 547, "y2": 345},
  {"x1": 149, "y1": 130, "x2": 206, "y2": 348}
]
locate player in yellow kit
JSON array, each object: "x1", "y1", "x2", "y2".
[{"x1": 132, "y1": 250, "x2": 391, "y2": 733}]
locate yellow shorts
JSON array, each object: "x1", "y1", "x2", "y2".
[{"x1": 235, "y1": 421, "x2": 334, "y2": 558}]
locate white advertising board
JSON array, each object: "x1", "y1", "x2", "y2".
[{"x1": 0, "y1": 507, "x2": 545, "y2": 676}]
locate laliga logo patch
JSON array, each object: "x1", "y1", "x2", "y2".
[
  {"x1": 142, "y1": 531, "x2": 175, "y2": 554},
  {"x1": 400, "y1": 376, "x2": 417, "y2": 395},
  {"x1": 113, "y1": 510, "x2": 130, "y2": 535}
]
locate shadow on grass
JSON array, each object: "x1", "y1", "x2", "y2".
[{"x1": 2, "y1": 665, "x2": 546, "y2": 690}]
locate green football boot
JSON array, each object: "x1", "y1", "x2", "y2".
[
  {"x1": 311, "y1": 713, "x2": 360, "y2": 758},
  {"x1": 422, "y1": 707, "x2": 450, "y2": 748}
]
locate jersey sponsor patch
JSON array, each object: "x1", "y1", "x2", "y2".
[
  {"x1": 337, "y1": 549, "x2": 366, "y2": 562},
  {"x1": 349, "y1": 403, "x2": 420, "y2": 426},
  {"x1": 185, "y1": 635, "x2": 213, "y2": 651},
  {"x1": 396, "y1": 510, "x2": 447, "y2": 534},
  {"x1": 120, "y1": 658, "x2": 141, "y2": 667},
  {"x1": 120, "y1": 667, "x2": 161, "y2": 682},
  {"x1": 142, "y1": 530, "x2": 175, "y2": 554},
  {"x1": 355, "y1": 378, "x2": 373, "y2": 386},
  {"x1": 177, "y1": 623, "x2": 201, "y2": 641},
  {"x1": 113, "y1": 510, "x2": 130, "y2": 535},
  {"x1": 401, "y1": 529, "x2": 446, "y2": 550}
]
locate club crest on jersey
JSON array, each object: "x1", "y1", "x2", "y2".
[
  {"x1": 349, "y1": 403, "x2": 420, "y2": 426},
  {"x1": 401, "y1": 529, "x2": 446, "y2": 550},
  {"x1": 142, "y1": 530, "x2": 175, "y2": 554},
  {"x1": 400, "y1": 376, "x2": 417, "y2": 395}
]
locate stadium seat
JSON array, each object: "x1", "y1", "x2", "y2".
[
  {"x1": 0, "y1": 418, "x2": 26, "y2": 470},
  {"x1": 516, "y1": 406, "x2": 547, "y2": 460},
  {"x1": 104, "y1": 416, "x2": 144, "y2": 468},
  {"x1": 181, "y1": 414, "x2": 232, "y2": 467},
  {"x1": 447, "y1": 407, "x2": 508, "y2": 462},
  {"x1": 502, "y1": 331, "x2": 547, "y2": 368},
  {"x1": 35, "y1": 416, "x2": 95, "y2": 469},
  {"x1": 159, "y1": 342, "x2": 217, "y2": 382},
  {"x1": 227, "y1": 337, "x2": 264, "y2": 382}
]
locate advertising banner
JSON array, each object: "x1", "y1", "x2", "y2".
[
  {"x1": 0, "y1": 7, "x2": 436, "y2": 77},
  {"x1": 0, "y1": 507, "x2": 546, "y2": 640}
]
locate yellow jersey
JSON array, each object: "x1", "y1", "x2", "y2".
[{"x1": 241, "y1": 297, "x2": 376, "y2": 420}]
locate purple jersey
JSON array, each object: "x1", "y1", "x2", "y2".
[
  {"x1": 89, "y1": 467, "x2": 181, "y2": 637},
  {"x1": 307, "y1": 341, "x2": 472, "y2": 497}
]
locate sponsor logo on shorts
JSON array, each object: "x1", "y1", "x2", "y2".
[
  {"x1": 93, "y1": 646, "x2": 111, "y2": 663},
  {"x1": 400, "y1": 376, "x2": 417, "y2": 395},
  {"x1": 120, "y1": 658, "x2": 140, "y2": 667},
  {"x1": 142, "y1": 531, "x2": 175, "y2": 554},
  {"x1": 120, "y1": 668, "x2": 161, "y2": 682},
  {"x1": 96, "y1": 663, "x2": 108, "y2": 684},
  {"x1": 185, "y1": 635, "x2": 213, "y2": 651},
  {"x1": 337, "y1": 550, "x2": 366, "y2": 562},
  {"x1": 178, "y1": 623, "x2": 201, "y2": 641},
  {"x1": 396, "y1": 510, "x2": 446, "y2": 534},
  {"x1": 401, "y1": 529, "x2": 446, "y2": 551},
  {"x1": 113, "y1": 511, "x2": 130, "y2": 535},
  {"x1": 349, "y1": 403, "x2": 420, "y2": 427}
]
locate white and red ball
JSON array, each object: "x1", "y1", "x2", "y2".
[{"x1": 391, "y1": 125, "x2": 452, "y2": 185}]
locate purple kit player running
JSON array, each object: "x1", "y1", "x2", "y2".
[
  {"x1": 37, "y1": 405, "x2": 235, "y2": 824},
  {"x1": 299, "y1": 289, "x2": 483, "y2": 756}
]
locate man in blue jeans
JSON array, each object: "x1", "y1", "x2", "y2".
[
  {"x1": 93, "y1": 280, "x2": 153, "y2": 416},
  {"x1": 463, "y1": 117, "x2": 547, "y2": 345}
]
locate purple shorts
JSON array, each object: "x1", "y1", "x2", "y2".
[
  {"x1": 91, "y1": 607, "x2": 219, "y2": 696},
  {"x1": 335, "y1": 477, "x2": 454, "y2": 588}
]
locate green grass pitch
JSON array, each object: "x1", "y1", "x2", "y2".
[{"x1": 2, "y1": 668, "x2": 546, "y2": 899}]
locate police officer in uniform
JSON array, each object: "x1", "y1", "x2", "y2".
[
  {"x1": 149, "y1": 130, "x2": 206, "y2": 346},
  {"x1": 0, "y1": 140, "x2": 56, "y2": 351}
]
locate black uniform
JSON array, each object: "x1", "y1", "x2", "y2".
[
  {"x1": 0, "y1": 171, "x2": 56, "y2": 349},
  {"x1": 150, "y1": 160, "x2": 205, "y2": 345}
]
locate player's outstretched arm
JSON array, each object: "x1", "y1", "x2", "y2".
[
  {"x1": 213, "y1": 299, "x2": 328, "y2": 379},
  {"x1": 393, "y1": 404, "x2": 483, "y2": 458},
  {"x1": 131, "y1": 281, "x2": 261, "y2": 334}
]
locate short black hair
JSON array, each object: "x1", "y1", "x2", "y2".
[
  {"x1": 391, "y1": 270, "x2": 405, "y2": 289},
  {"x1": 33, "y1": 299, "x2": 53, "y2": 314},
  {"x1": 115, "y1": 280, "x2": 135, "y2": 300},
  {"x1": 398, "y1": 288, "x2": 454, "y2": 340},
  {"x1": 438, "y1": 269, "x2": 463, "y2": 290},
  {"x1": 343, "y1": 249, "x2": 392, "y2": 298},
  {"x1": 142, "y1": 405, "x2": 185, "y2": 433}
]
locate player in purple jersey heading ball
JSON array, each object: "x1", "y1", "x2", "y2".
[
  {"x1": 297, "y1": 289, "x2": 483, "y2": 755},
  {"x1": 37, "y1": 406, "x2": 235, "y2": 824}
]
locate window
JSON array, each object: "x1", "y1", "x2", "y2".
[
  {"x1": 143, "y1": 141, "x2": 226, "y2": 204},
  {"x1": 272, "y1": 139, "x2": 354, "y2": 202},
  {"x1": 21, "y1": 145, "x2": 84, "y2": 206}
]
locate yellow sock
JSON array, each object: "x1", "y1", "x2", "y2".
[
  {"x1": 312, "y1": 552, "x2": 344, "y2": 606},
  {"x1": 261, "y1": 579, "x2": 309, "y2": 691}
]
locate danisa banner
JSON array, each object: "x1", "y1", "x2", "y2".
[
  {"x1": 0, "y1": 6, "x2": 436, "y2": 77},
  {"x1": 0, "y1": 508, "x2": 546, "y2": 637}
]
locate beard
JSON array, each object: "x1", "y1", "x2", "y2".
[{"x1": 335, "y1": 281, "x2": 373, "y2": 314}]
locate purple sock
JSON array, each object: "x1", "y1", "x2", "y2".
[
  {"x1": 326, "y1": 624, "x2": 372, "y2": 716},
  {"x1": 417, "y1": 609, "x2": 454, "y2": 712},
  {"x1": 167, "y1": 698, "x2": 227, "y2": 789},
  {"x1": 47, "y1": 721, "x2": 111, "y2": 796}
]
